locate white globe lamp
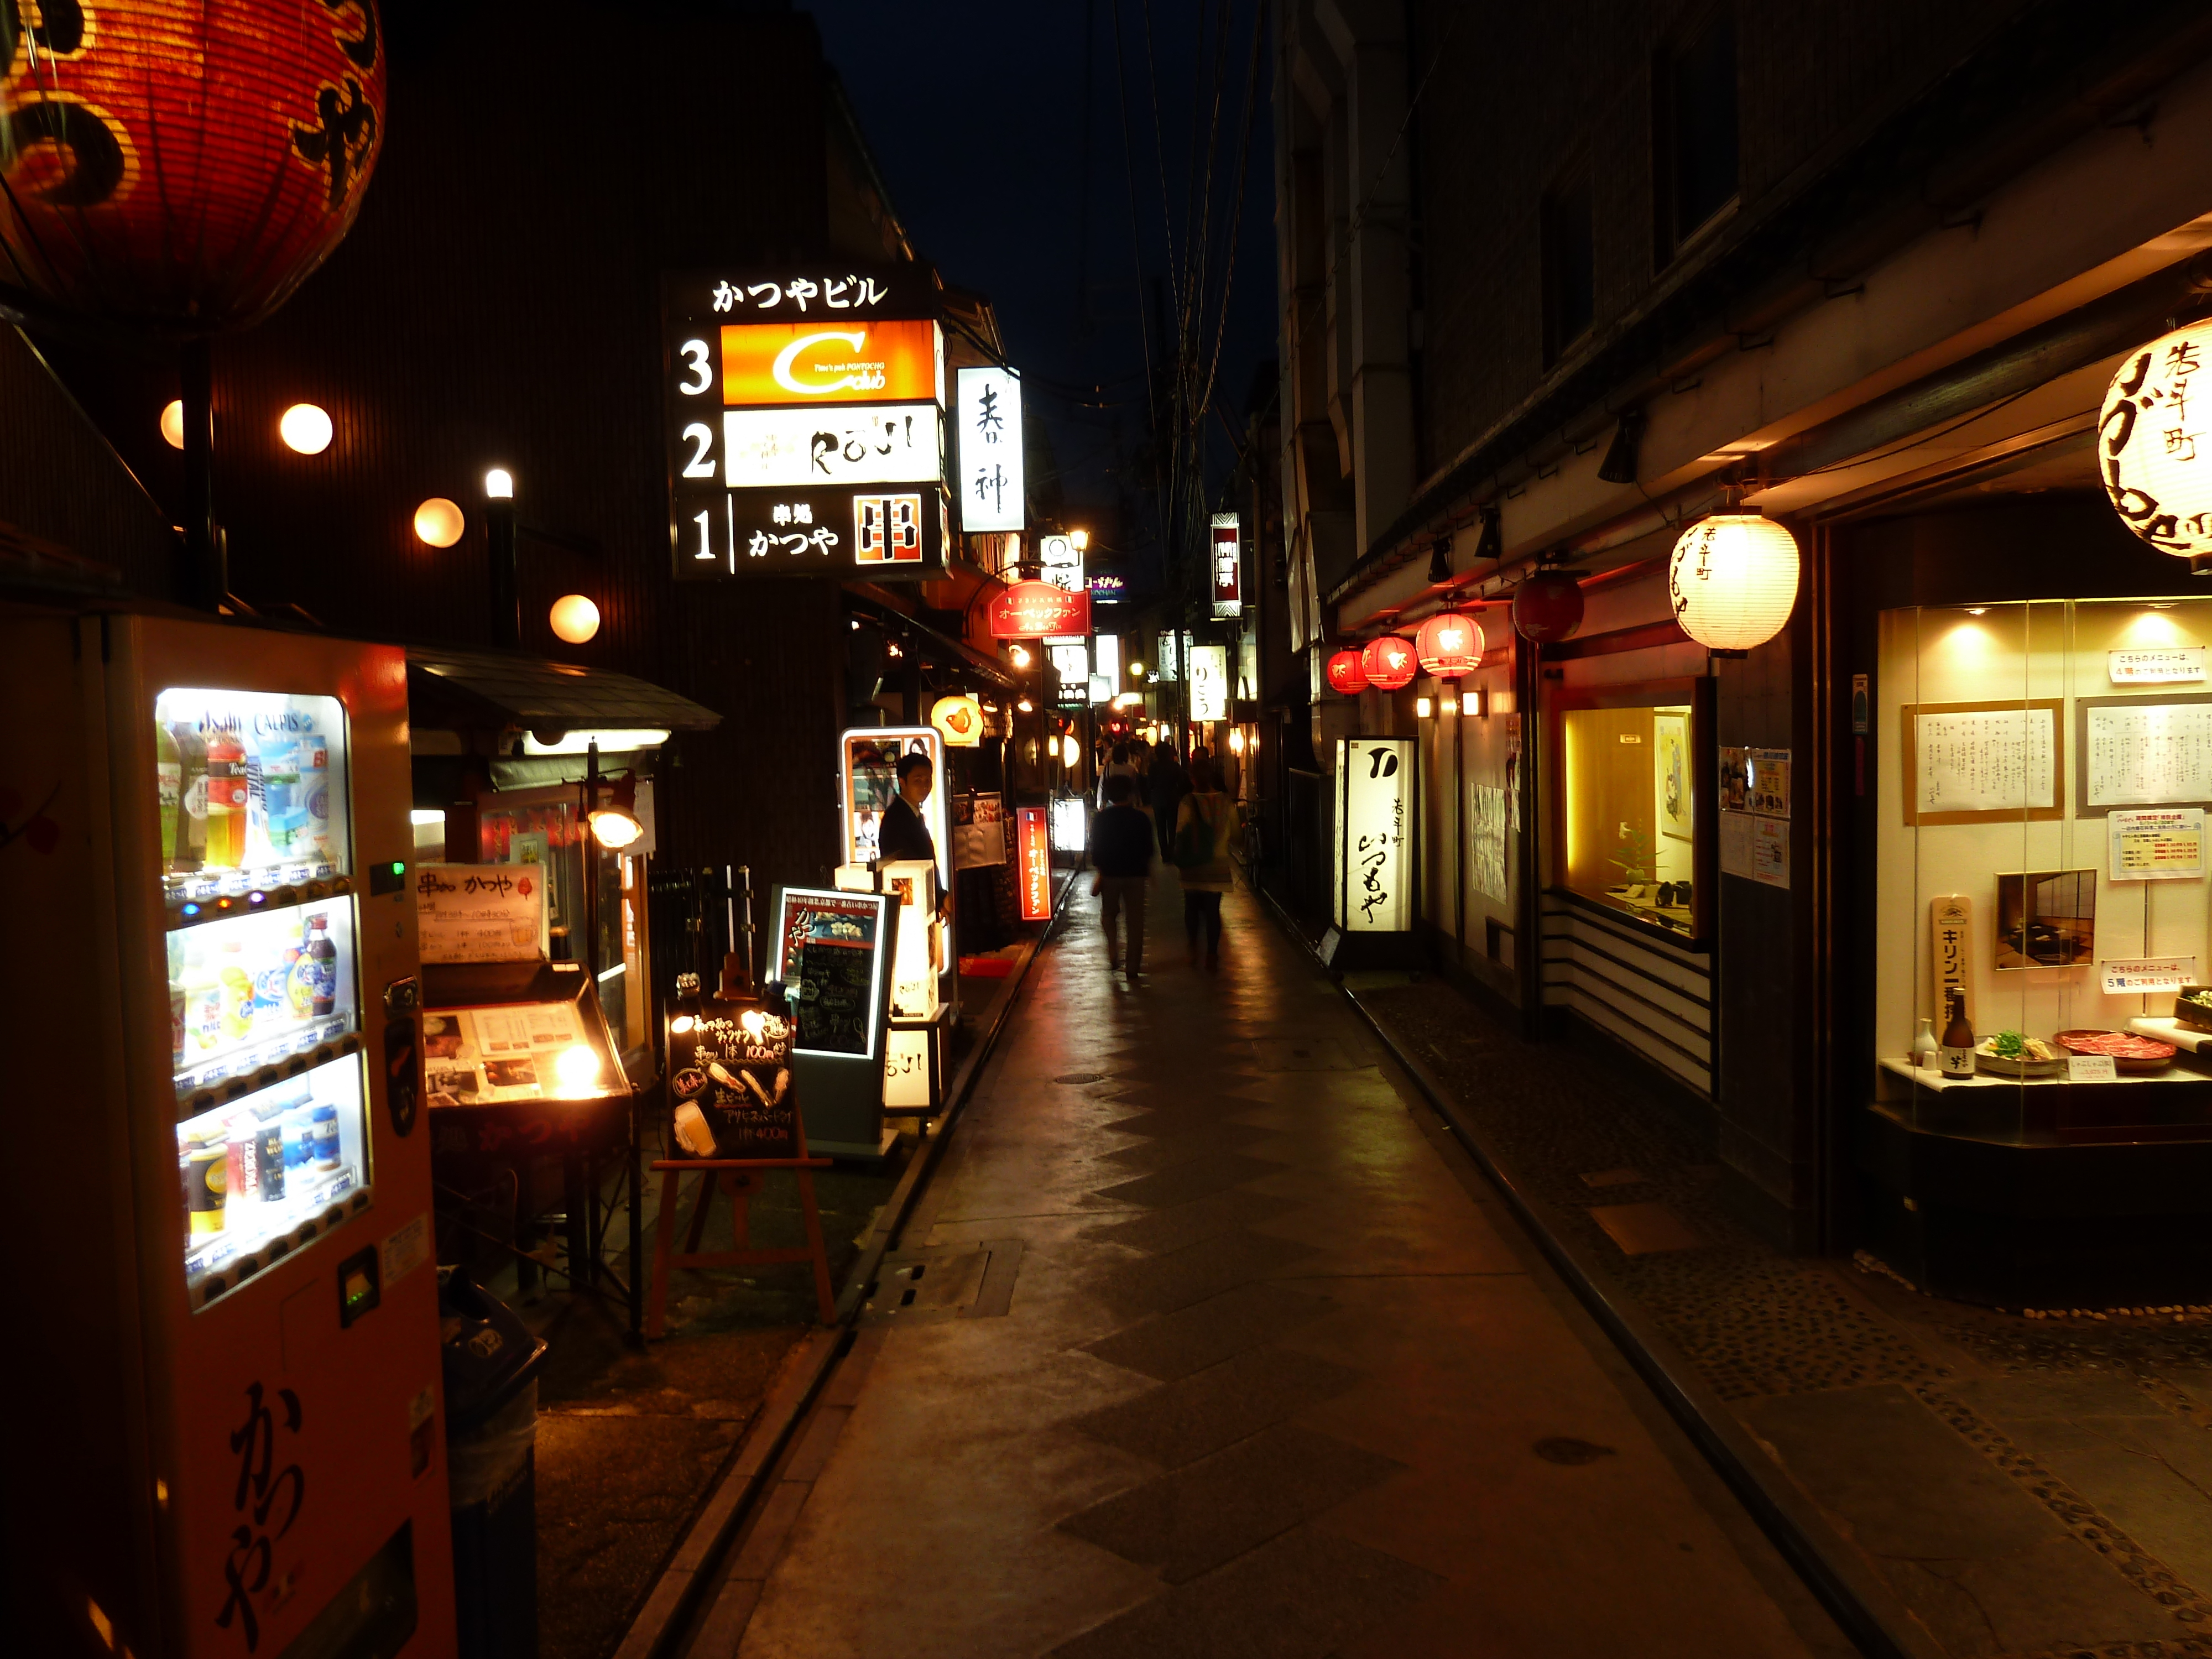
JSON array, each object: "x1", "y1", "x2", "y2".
[
  {"x1": 1668, "y1": 513, "x2": 1799, "y2": 655},
  {"x1": 2100, "y1": 323, "x2": 2212, "y2": 573}
]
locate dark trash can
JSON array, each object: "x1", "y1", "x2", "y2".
[{"x1": 440, "y1": 1267, "x2": 549, "y2": 1659}]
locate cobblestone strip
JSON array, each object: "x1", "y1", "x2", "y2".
[{"x1": 1913, "y1": 1382, "x2": 2212, "y2": 1626}]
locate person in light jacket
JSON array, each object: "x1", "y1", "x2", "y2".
[{"x1": 1172, "y1": 752, "x2": 1235, "y2": 969}]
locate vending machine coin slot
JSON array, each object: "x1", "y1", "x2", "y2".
[{"x1": 338, "y1": 1244, "x2": 382, "y2": 1328}]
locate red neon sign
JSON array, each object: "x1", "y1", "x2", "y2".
[
  {"x1": 1016, "y1": 807, "x2": 1051, "y2": 921},
  {"x1": 988, "y1": 580, "x2": 1092, "y2": 639}
]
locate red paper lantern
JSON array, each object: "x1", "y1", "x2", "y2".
[
  {"x1": 0, "y1": 1, "x2": 388, "y2": 330},
  {"x1": 1324, "y1": 648, "x2": 1368, "y2": 696},
  {"x1": 1361, "y1": 634, "x2": 1416, "y2": 691},
  {"x1": 1511, "y1": 570, "x2": 1586, "y2": 643},
  {"x1": 1415, "y1": 612, "x2": 1484, "y2": 679}
]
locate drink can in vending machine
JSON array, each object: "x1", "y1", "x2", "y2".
[{"x1": 182, "y1": 1138, "x2": 227, "y2": 1234}]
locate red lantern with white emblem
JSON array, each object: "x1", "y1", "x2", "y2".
[
  {"x1": 0, "y1": 1, "x2": 388, "y2": 330},
  {"x1": 1511, "y1": 570, "x2": 1586, "y2": 644},
  {"x1": 1361, "y1": 635, "x2": 1416, "y2": 691},
  {"x1": 1415, "y1": 612, "x2": 1484, "y2": 679},
  {"x1": 1324, "y1": 648, "x2": 1369, "y2": 696}
]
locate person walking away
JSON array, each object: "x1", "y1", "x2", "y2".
[
  {"x1": 1091, "y1": 774, "x2": 1154, "y2": 978},
  {"x1": 1097, "y1": 741, "x2": 1139, "y2": 808},
  {"x1": 1172, "y1": 752, "x2": 1235, "y2": 969},
  {"x1": 1147, "y1": 742, "x2": 1188, "y2": 861}
]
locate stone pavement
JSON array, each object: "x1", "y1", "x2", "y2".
[{"x1": 714, "y1": 872, "x2": 1854, "y2": 1658}]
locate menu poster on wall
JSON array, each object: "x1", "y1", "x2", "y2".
[
  {"x1": 2080, "y1": 696, "x2": 2212, "y2": 813},
  {"x1": 1904, "y1": 702, "x2": 2062, "y2": 824},
  {"x1": 2100, "y1": 956, "x2": 2197, "y2": 995},
  {"x1": 1719, "y1": 813, "x2": 1788, "y2": 889},
  {"x1": 415, "y1": 864, "x2": 546, "y2": 964},
  {"x1": 2109, "y1": 807, "x2": 2206, "y2": 881},
  {"x1": 1718, "y1": 747, "x2": 1748, "y2": 813},
  {"x1": 1470, "y1": 784, "x2": 1509, "y2": 903},
  {"x1": 1931, "y1": 894, "x2": 1973, "y2": 1024},
  {"x1": 1744, "y1": 748, "x2": 1791, "y2": 818},
  {"x1": 2109, "y1": 647, "x2": 2206, "y2": 684}
]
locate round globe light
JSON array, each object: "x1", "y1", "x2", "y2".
[
  {"x1": 160, "y1": 399, "x2": 185, "y2": 450},
  {"x1": 550, "y1": 593, "x2": 601, "y2": 644},
  {"x1": 414, "y1": 497, "x2": 466, "y2": 548},
  {"x1": 484, "y1": 467, "x2": 514, "y2": 500},
  {"x1": 278, "y1": 402, "x2": 333, "y2": 455},
  {"x1": 2101, "y1": 323, "x2": 2212, "y2": 570},
  {"x1": 1667, "y1": 513, "x2": 1800, "y2": 654}
]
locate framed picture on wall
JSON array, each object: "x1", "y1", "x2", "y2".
[
  {"x1": 1901, "y1": 700, "x2": 2065, "y2": 826},
  {"x1": 1655, "y1": 710, "x2": 1692, "y2": 841},
  {"x1": 1994, "y1": 868, "x2": 2096, "y2": 970}
]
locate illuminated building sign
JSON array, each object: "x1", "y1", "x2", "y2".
[
  {"x1": 1334, "y1": 738, "x2": 1415, "y2": 933},
  {"x1": 956, "y1": 366, "x2": 1025, "y2": 533},
  {"x1": 1016, "y1": 808, "x2": 1051, "y2": 920},
  {"x1": 1190, "y1": 644, "x2": 1229, "y2": 722},
  {"x1": 664, "y1": 267, "x2": 948, "y2": 581},
  {"x1": 1211, "y1": 513, "x2": 1242, "y2": 618},
  {"x1": 1040, "y1": 532, "x2": 1083, "y2": 594},
  {"x1": 987, "y1": 580, "x2": 1091, "y2": 639},
  {"x1": 1154, "y1": 630, "x2": 1180, "y2": 681},
  {"x1": 1088, "y1": 573, "x2": 1126, "y2": 599}
]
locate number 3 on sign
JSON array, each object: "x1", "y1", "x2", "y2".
[{"x1": 676, "y1": 338, "x2": 712, "y2": 395}]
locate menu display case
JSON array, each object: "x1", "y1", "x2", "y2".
[{"x1": 1552, "y1": 681, "x2": 1712, "y2": 942}]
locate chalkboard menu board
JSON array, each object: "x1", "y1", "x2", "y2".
[
  {"x1": 670, "y1": 1005, "x2": 796, "y2": 1157},
  {"x1": 774, "y1": 888, "x2": 892, "y2": 1061}
]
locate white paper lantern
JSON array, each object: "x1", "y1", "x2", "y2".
[
  {"x1": 2100, "y1": 324, "x2": 2212, "y2": 568},
  {"x1": 1667, "y1": 513, "x2": 1799, "y2": 653}
]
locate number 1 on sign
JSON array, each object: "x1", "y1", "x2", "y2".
[{"x1": 692, "y1": 509, "x2": 713, "y2": 561}]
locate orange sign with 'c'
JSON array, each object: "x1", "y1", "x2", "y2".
[{"x1": 721, "y1": 319, "x2": 942, "y2": 406}]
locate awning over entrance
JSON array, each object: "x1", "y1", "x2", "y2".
[{"x1": 406, "y1": 646, "x2": 722, "y2": 739}]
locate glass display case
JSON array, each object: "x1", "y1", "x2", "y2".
[
  {"x1": 1876, "y1": 598, "x2": 2212, "y2": 1141},
  {"x1": 477, "y1": 787, "x2": 639, "y2": 1055},
  {"x1": 1556, "y1": 687, "x2": 1706, "y2": 939},
  {"x1": 155, "y1": 686, "x2": 371, "y2": 1309}
]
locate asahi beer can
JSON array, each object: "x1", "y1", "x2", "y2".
[{"x1": 184, "y1": 1142, "x2": 227, "y2": 1234}]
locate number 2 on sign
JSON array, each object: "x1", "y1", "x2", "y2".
[{"x1": 681, "y1": 422, "x2": 716, "y2": 478}]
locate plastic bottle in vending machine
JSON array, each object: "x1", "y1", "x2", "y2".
[
  {"x1": 171, "y1": 722, "x2": 208, "y2": 872},
  {"x1": 157, "y1": 722, "x2": 181, "y2": 866},
  {"x1": 309, "y1": 1103, "x2": 340, "y2": 1171},
  {"x1": 217, "y1": 940, "x2": 256, "y2": 1041},
  {"x1": 181, "y1": 942, "x2": 225, "y2": 1056},
  {"x1": 305, "y1": 912, "x2": 337, "y2": 1016},
  {"x1": 203, "y1": 721, "x2": 248, "y2": 868},
  {"x1": 298, "y1": 726, "x2": 330, "y2": 863}
]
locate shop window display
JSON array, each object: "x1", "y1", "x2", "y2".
[
  {"x1": 1877, "y1": 598, "x2": 2212, "y2": 1139},
  {"x1": 1558, "y1": 697, "x2": 1702, "y2": 937}
]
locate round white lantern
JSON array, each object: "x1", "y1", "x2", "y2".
[
  {"x1": 1667, "y1": 513, "x2": 1799, "y2": 654},
  {"x1": 2100, "y1": 324, "x2": 2212, "y2": 569}
]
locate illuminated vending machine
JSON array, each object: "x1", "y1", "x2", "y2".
[{"x1": 3, "y1": 608, "x2": 455, "y2": 1659}]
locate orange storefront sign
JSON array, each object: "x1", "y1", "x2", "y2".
[
  {"x1": 1017, "y1": 807, "x2": 1051, "y2": 921},
  {"x1": 721, "y1": 318, "x2": 942, "y2": 405}
]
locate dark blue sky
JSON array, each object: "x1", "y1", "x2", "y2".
[{"x1": 800, "y1": 0, "x2": 1277, "y2": 568}]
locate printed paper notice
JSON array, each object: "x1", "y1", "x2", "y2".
[
  {"x1": 2068, "y1": 1055, "x2": 2119, "y2": 1083},
  {"x1": 2085, "y1": 701, "x2": 2212, "y2": 807},
  {"x1": 1470, "y1": 784, "x2": 1508, "y2": 902},
  {"x1": 1720, "y1": 812, "x2": 1788, "y2": 889},
  {"x1": 2109, "y1": 807, "x2": 2206, "y2": 880},
  {"x1": 1745, "y1": 748, "x2": 1791, "y2": 817},
  {"x1": 2100, "y1": 956, "x2": 2197, "y2": 994},
  {"x1": 2110, "y1": 647, "x2": 2206, "y2": 684},
  {"x1": 1914, "y1": 707, "x2": 2056, "y2": 815},
  {"x1": 415, "y1": 864, "x2": 546, "y2": 963}
]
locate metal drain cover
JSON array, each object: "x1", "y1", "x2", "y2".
[
  {"x1": 861, "y1": 1240, "x2": 1024, "y2": 1324},
  {"x1": 1053, "y1": 1072, "x2": 1107, "y2": 1084}
]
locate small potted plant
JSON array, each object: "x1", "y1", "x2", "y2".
[{"x1": 1609, "y1": 828, "x2": 1652, "y2": 899}]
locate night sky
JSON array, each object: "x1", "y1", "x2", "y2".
[{"x1": 800, "y1": 0, "x2": 1277, "y2": 580}]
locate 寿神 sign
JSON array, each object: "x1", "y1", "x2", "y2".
[
  {"x1": 988, "y1": 581, "x2": 1091, "y2": 639},
  {"x1": 415, "y1": 864, "x2": 546, "y2": 964},
  {"x1": 665, "y1": 267, "x2": 948, "y2": 581},
  {"x1": 1210, "y1": 514, "x2": 1242, "y2": 618},
  {"x1": 1335, "y1": 738, "x2": 1413, "y2": 933},
  {"x1": 956, "y1": 366, "x2": 1025, "y2": 532}
]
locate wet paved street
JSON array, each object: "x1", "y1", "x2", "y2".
[{"x1": 726, "y1": 873, "x2": 1853, "y2": 1657}]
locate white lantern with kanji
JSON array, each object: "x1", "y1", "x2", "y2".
[
  {"x1": 1667, "y1": 513, "x2": 1799, "y2": 654},
  {"x1": 2100, "y1": 324, "x2": 2212, "y2": 570}
]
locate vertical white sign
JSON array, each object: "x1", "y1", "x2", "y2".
[
  {"x1": 1190, "y1": 644, "x2": 1229, "y2": 721},
  {"x1": 1338, "y1": 738, "x2": 1413, "y2": 933},
  {"x1": 955, "y1": 365, "x2": 1024, "y2": 532},
  {"x1": 1039, "y1": 531, "x2": 1083, "y2": 593},
  {"x1": 1154, "y1": 630, "x2": 1180, "y2": 681},
  {"x1": 1094, "y1": 634, "x2": 1121, "y2": 685}
]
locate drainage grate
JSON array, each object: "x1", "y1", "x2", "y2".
[
  {"x1": 1053, "y1": 1072, "x2": 1107, "y2": 1084},
  {"x1": 860, "y1": 1240, "x2": 1024, "y2": 1324}
]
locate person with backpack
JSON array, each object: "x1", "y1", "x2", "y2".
[
  {"x1": 1090, "y1": 773, "x2": 1155, "y2": 979},
  {"x1": 1171, "y1": 752, "x2": 1235, "y2": 968}
]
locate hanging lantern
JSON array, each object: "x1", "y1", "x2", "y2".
[
  {"x1": 1415, "y1": 612, "x2": 1484, "y2": 679},
  {"x1": 1324, "y1": 648, "x2": 1369, "y2": 696},
  {"x1": 1667, "y1": 513, "x2": 1800, "y2": 654},
  {"x1": 1361, "y1": 634, "x2": 1416, "y2": 691},
  {"x1": 1511, "y1": 570, "x2": 1585, "y2": 643},
  {"x1": 0, "y1": 1, "x2": 388, "y2": 331},
  {"x1": 930, "y1": 693, "x2": 983, "y2": 748},
  {"x1": 2100, "y1": 323, "x2": 2212, "y2": 571}
]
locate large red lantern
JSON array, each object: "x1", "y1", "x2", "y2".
[
  {"x1": 1511, "y1": 570, "x2": 1586, "y2": 643},
  {"x1": 0, "y1": 1, "x2": 388, "y2": 330},
  {"x1": 1361, "y1": 634, "x2": 1416, "y2": 691},
  {"x1": 1415, "y1": 612, "x2": 1484, "y2": 679},
  {"x1": 1324, "y1": 648, "x2": 1368, "y2": 696}
]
